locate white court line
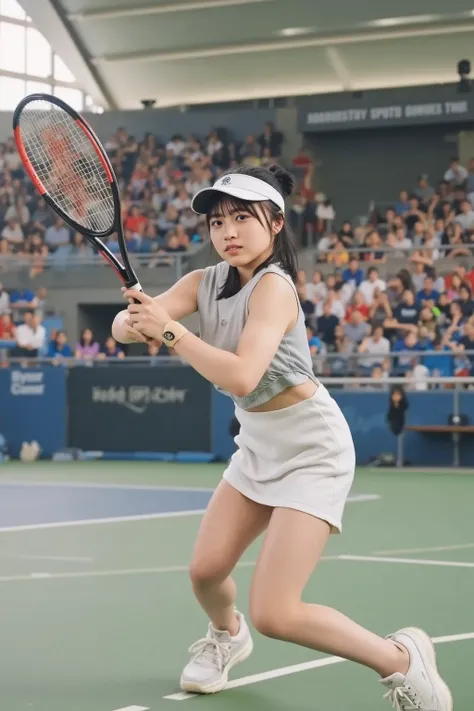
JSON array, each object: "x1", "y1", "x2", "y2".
[
  {"x1": 3, "y1": 554, "x2": 94, "y2": 563},
  {"x1": 0, "y1": 509, "x2": 207, "y2": 534},
  {"x1": 164, "y1": 631, "x2": 474, "y2": 700},
  {"x1": 0, "y1": 556, "x2": 343, "y2": 584},
  {"x1": 0, "y1": 492, "x2": 378, "y2": 534},
  {"x1": 374, "y1": 542, "x2": 474, "y2": 556},
  {"x1": 0, "y1": 559, "x2": 258, "y2": 583},
  {"x1": 113, "y1": 706, "x2": 149, "y2": 711},
  {"x1": 339, "y1": 555, "x2": 474, "y2": 569}
]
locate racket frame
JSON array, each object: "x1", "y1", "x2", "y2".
[{"x1": 12, "y1": 93, "x2": 141, "y2": 290}]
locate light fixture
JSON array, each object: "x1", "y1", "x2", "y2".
[
  {"x1": 277, "y1": 27, "x2": 313, "y2": 37},
  {"x1": 370, "y1": 14, "x2": 439, "y2": 27}
]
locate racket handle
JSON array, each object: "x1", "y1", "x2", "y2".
[{"x1": 124, "y1": 280, "x2": 142, "y2": 304}]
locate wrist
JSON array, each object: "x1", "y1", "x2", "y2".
[{"x1": 161, "y1": 320, "x2": 189, "y2": 348}]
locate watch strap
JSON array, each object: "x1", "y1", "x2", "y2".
[{"x1": 161, "y1": 320, "x2": 188, "y2": 348}]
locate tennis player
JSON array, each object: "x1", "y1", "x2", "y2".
[{"x1": 115, "y1": 164, "x2": 452, "y2": 710}]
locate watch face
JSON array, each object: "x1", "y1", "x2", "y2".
[{"x1": 163, "y1": 330, "x2": 174, "y2": 342}]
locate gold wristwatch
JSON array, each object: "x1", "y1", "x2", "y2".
[{"x1": 161, "y1": 320, "x2": 188, "y2": 348}]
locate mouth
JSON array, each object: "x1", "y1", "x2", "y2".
[{"x1": 225, "y1": 245, "x2": 242, "y2": 254}]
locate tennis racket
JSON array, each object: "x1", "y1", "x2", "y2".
[{"x1": 12, "y1": 93, "x2": 142, "y2": 293}]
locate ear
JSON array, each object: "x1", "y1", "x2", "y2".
[{"x1": 272, "y1": 214, "x2": 284, "y2": 236}]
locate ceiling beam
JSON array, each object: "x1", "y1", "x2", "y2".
[
  {"x1": 325, "y1": 47, "x2": 353, "y2": 91},
  {"x1": 69, "y1": 0, "x2": 273, "y2": 22},
  {"x1": 93, "y1": 18, "x2": 474, "y2": 64}
]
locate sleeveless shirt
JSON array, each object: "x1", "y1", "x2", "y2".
[{"x1": 197, "y1": 261, "x2": 319, "y2": 409}]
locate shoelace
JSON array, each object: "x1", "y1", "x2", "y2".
[
  {"x1": 383, "y1": 686, "x2": 421, "y2": 711},
  {"x1": 188, "y1": 637, "x2": 230, "y2": 671}
]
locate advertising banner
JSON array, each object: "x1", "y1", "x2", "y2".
[
  {"x1": 0, "y1": 368, "x2": 67, "y2": 457},
  {"x1": 67, "y1": 365, "x2": 212, "y2": 452}
]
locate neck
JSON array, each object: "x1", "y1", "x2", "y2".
[{"x1": 236, "y1": 247, "x2": 274, "y2": 285}]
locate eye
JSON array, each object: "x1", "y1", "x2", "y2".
[
  {"x1": 236, "y1": 214, "x2": 248, "y2": 221},
  {"x1": 210, "y1": 218, "x2": 222, "y2": 228}
]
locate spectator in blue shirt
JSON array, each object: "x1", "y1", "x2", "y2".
[
  {"x1": 422, "y1": 336, "x2": 453, "y2": 377},
  {"x1": 392, "y1": 331, "x2": 424, "y2": 374},
  {"x1": 48, "y1": 331, "x2": 73, "y2": 359},
  {"x1": 416, "y1": 277, "x2": 440, "y2": 307},
  {"x1": 342, "y1": 257, "x2": 364, "y2": 289}
]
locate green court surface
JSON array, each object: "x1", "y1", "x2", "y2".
[{"x1": 0, "y1": 462, "x2": 473, "y2": 711}]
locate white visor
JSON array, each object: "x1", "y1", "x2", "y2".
[{"x1": 191, "y1": 173, "x2": 285, "y2": 215}]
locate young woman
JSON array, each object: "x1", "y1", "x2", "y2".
[{"x1": 113, "y1": 164, "x2": 452, "y2": 710}]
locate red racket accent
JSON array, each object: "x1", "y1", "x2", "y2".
[{"x1": 14, "y1": 126, "x2": 47, "y2": 195}]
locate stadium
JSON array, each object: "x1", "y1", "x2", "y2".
[{"x1": 0, "y1": 1, "x2": 473, "y2": 709}]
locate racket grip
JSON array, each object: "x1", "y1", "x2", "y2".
[{"x1": 125, "y1": 280, "x2": 142, "y2": 304}]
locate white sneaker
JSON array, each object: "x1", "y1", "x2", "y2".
[
  {"x1": 381, "y1": 627, "x2": 453, "y2": 710},
  {"x1": 180, "y1": 610, "x2": 253, "y2": 694}
]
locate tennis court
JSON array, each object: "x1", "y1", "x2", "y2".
[{"x1": 0, "y1": 461, "x2": 472, "y2": 711}]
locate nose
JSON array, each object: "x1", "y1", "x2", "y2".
[{"x1": 223, "y1": 220, "x2": 238, "y2": 240}]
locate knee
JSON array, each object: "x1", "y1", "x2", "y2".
[
  {"x1": 249, "y1": 598, "x2": 297, "y2": 640},
  {"x1": 189, "y1": 557, "x2": 230, "y2": 589}
]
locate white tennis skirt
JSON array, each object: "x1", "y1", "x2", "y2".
[{"x1": 223, "y1": 383, "x2": 356, "y2": 534}]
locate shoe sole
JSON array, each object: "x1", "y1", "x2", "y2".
[
  {"x1": 180, "y1": 636, "x2": 254, "y2": 694},
  {"x1": 400, "y1": 627, "x2": 453, "y2": 711}
]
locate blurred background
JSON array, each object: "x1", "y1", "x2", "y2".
[{"x1": 1, "y1": 0, "x2": 474, "y2": 467}]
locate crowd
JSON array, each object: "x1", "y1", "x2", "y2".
[
  {"x1": 288, "y1": 155, "x2": 474, "y2": 386},
  {"x1": 0, "y1": 121, "x2": 285, "y2": 276},
  {"x1": 2, "y1": 131, "x2": 474, "y2": 384}
]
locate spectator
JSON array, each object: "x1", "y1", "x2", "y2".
[
  {"x1": 316, "y1": 301, "x2": 339, "y2": 347},
  {"x1": 344, "y1": 310, "x2": 370, "y2": 346},
  {"x1": 98, "y1": 336, "x2": 125, "y2": 360},
  {"x1": 416, "y1": 276, "x2": 440, "y2": 308},
  {"x1": 75, "y1": 328, "x2": 100, "y2": 360},
  {"x1": 359, "y1": 267, "x2": 386, "y2": 305},
  {"x1": 342, "y1": 257, "x2": 363, "y2": 288},
  {"x1": 358, "y1": 326, "x2": 390, "y2": 374},
  {"x1": 48, "y1": 331, "x2": 73, "y2": 360},
  {"x1": 14, "y1": 311, "x2": 46, "y2": 357},
  {"x1": 0, "y1": 281, "x2": 9, "y2": 315}
]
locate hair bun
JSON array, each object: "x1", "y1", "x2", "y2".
[{"x1": 268, "y1": 164, "x2": 295, "y2": 198}]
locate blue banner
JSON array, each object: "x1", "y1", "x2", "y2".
[
  {"x1": 0, "y1": 368, "x2": 67, "y2": 457},
  {"x1": 211, "y1": 387, "x2": 474, "y2": 466}
]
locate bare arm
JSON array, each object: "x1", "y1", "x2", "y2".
[
  {"x1": 152, "y1": 269, "x2": 204, "y2": 320},
  {"x1": 126, "y1": 273, "x2": 298, "y2": 397},
  {"x1": 113, "y1": 269, "x2": 203, "y2": 343}
]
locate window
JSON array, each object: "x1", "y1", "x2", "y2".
[
  {"x1": 0, "y1": 22, "x2": 25, "y2": 73},
  {"x1": 0, "y1": 75, "x2": 25, "y2": 110},
  {"x1": 26, "y1": 80, "x2": 52, "y2": 96},
  {"x1": 53, "y1": 85, "x2": 83, "y2": 111},
  {"x1": 53, "y1": 54, "x2": 75, "y2": 83},
  {"x1": 0, "y1": 0, "x2": 26, "y2": 20},
  {"x1": 26, "y1": 27, "x2": 51, "y2": 77}
]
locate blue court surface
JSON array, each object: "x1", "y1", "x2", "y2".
[{"x1": 0, "y1": 481, "x2": 214, "y2": 530}]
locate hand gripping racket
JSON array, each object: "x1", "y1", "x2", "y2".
[{"x1": 12, "y1": 93, "x2": 142, "y2": 294}]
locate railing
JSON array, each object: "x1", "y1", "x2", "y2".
[
  {"x1": 1, "y1": 349, "x2": 473, "y2": 378},
  {"x1": 0, "y1": 250, "x2": 192, "y2": 280}
]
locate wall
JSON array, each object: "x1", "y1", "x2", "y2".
[
  {"x1": 212, "y1": 387, "x2": 474, "y2": 466},
  {"x1": 1, "y1": 365, "x2": 474, "y2": 465},
  {"x1": 306, "y1": 124, "x2": 458, "y2": 221}
]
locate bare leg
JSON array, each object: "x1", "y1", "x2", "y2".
[
  {"x1": 189, "y1": 480, "x2": 272, "y2": 635},
  {"x1": 249, "y1": 508, "x2": 409, "y2": 678}
]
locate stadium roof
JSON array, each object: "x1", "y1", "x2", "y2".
[{"x1": 20, "y1": 0, "x2": 474, "y2": 110}]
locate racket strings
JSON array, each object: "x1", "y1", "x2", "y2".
[{"x1": 18, "y1": 101, "x2": 115, "y2": 234}]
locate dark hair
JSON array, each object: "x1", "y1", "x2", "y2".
[{"x1": 205, "y1": 163, "x2": 298, "y2": 300}]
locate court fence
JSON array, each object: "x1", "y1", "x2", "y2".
[{"x1": 0, "y1": 364, "x2": 473, "y2": 468}]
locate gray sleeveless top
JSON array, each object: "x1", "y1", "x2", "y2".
[{"x1": 197, "y1": 261, "x2": 318, "y2": 409}]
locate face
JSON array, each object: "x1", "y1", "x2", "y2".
[{"x1": 209, "y1": 201, "x2": 281, "y2": 269}]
